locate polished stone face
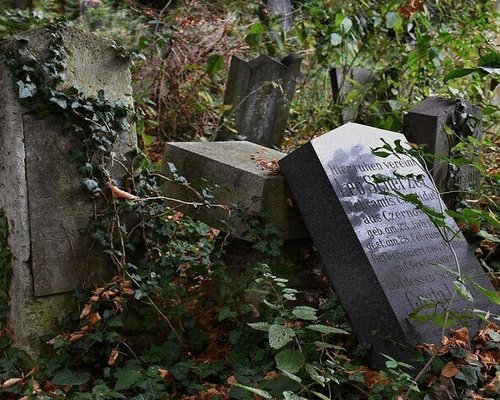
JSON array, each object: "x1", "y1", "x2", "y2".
[{"x1": 280, "y1": 122, "x2": 498, "y2": 366}]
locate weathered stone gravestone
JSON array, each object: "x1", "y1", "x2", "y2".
[
  {"x1": 162, "y1": 141, "x2": 307, "y2": 240},
  {"x1": 280, "y1": 123, "x2": 498, "y2": 365},
  {"x1": 0, "y1": 26, "x2": 136, "y2": 354},
  {"x1": 258, "y1": 0, "x2": 294, "y2": 32},
  {"x1": 217, "y1": 54, "x2": 302, "y2": 148},
  {"x1": 403, "y1": 97, "x2": 483, "y2": 208},
  {"x1": 330, "y1": 67, "x2": 376, "y2": 123}
]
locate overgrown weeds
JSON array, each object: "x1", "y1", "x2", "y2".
[{"x1": 0, "y1": 0, "x2": 498, "y2": 399}]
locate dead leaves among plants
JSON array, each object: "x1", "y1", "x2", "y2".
[
  {"x1": 441, "y1": 362, "x2": 460, "y2": 379},
  {"x1": 442, "y1": 327, "x2": 471, "y2": 350},
  {"x1": 179, "y1": 384, "x2": 230, "y2": 399},
  {"x1": 108, "y1": 348, "x2": 120, "y2": 366},
  {"x1": 399, "y1": 0, "x2": 424, "y2": 19},
  {"x1": 251, "y1": 155, "x2": 281, "y2": 176},
  {"x1": 426, "y1": 324, "x2": 500, "y2": 398},
  {"x1": 47, "y1": 277, "x2": 135, "y2": 346}
]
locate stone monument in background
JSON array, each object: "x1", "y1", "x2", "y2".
[
  {"x1": 217, "y1": 54, "x2": 302, "y2": 148},
  {"x1": 403, "y1": 98, "x2": 483, "y2": 208}
]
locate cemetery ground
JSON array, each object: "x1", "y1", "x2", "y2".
[{"x1": 0, "y1": 1, "x2": 499, "y2": 399}]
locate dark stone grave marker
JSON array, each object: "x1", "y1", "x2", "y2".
[
  {"x1": 259, "y1": 0, "x2": 294, "y2": 32},
  {"x1": 280, "y1": 123, "x2": 498, "y2": 365},
  {"x1": 217, "y1": 54, "x2": 302, "y2": 148},
  {"x1": 403, "y1": 97, "x2": 483, "y2": 208},
  {"x1": 330, "y1": 67, "x2": 376, "y2": 123}
]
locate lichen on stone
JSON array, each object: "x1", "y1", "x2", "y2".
[{"x1": 0, "y1": 211, "x2": 11, "y2": 324}]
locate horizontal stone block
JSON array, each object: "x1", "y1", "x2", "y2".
[{"x1": 162, "y1": 141, "x2": 308, "y2": 240}]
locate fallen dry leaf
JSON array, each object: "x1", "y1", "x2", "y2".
[
  {"x1": 88, "y1": 311, "x2": 102, "y2": 325},
  {"x1": 43, "y1": 380, "x2": 56, "y2": 392},
  {"x1": 484, "y1": 371, "x2": 500, "y2": 393},
  {"x1": 158, "y1": 368, "x2": 173, "y2": 382},
  {"x1": 2, "y1": 377, "x2": 23, "y2": 388},
  {"x1": 264, "y1": 370, "x2": 281, "y2": 381},
  {"x1": 251, "y1": 156, "x2": 281, "y2": 175},
  {"x1": 441, "y1": 361, "x2": 460, "y2": 378},
  {"x1": 31, "y1": 378, "x2": 42, "y2": 395},
  {"x1": 108, "y1": 348, "x2": 119, "y2": 366},
  {"x1": 106, "y1": 183, "x2": 138, "y2": 200},
  {"x1": 121, "y1": 287, "x2": 135, "y2": 297},
  {"x1": 80, "y1": 304, "x2": 92, "y2": 319},
  {"x1": 359, "y1": 366, "x2": 390, "y2": 388},
  {"x1": 69, "y1": 332, "x2": 85, "y2": 343}
]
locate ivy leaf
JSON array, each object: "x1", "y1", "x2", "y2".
[
  {"x1": 453, "y1": 281, "x2": 474, "y2": 302},
  {"x1": 88, "y1": 384, "x2": 127, "y2": 399},
  {"x1": 49, "y1": 96, "x2": 68, "y2": 109},
  {"x1": 206, "y1": 54, "x2": 224, "y2": 78},
  {"x1": 268, "y1": 324, "x2": 295, "y2": 349},
  {"x1": 385, "y1": 12, "x2": 402, "y2": 30},
  {"x1": 474, "y1": 283, "x2": 500, "y2": 305},
  {"x1": 283, "y1": 390, "x2": 308, "y2": 400},
  {"x1": 114, "y1": 368, "x2": 143, "y2": 391},
  {"x1": 52, "y1": 369, "x2": 91, "y2": 386},
  {"x1": 245, "y1": 33, "x2": 261, "y2": 50},
  {"x1": 305, "y1": 363, "x2": 327, "y2": 386},
  {"x1": 330, "y1": 33, "x2": 342, "y2": 46},
  {"x1": 341, "y1": 17, "x2": 352, "y2": 33},
  {"x1": 487, "y1": 329, "x2": 500, "y2": 342},
  {"x1": 292, "y1": 306, "x2": 317, "y2": 321},
  {"x1": 307, "y1": 324, "x2": 349, "y2": 335},
  {"x1": 454, "y1": 365, "x2": 479, "y2": 386},
  {"x1": 17, "y1": 80, "x2": 37, "y2": 98},
  {"x1": 247, "y1": 322, "x2": 272, "y2": 331},
  {"x1": 477, "y1": 230, "x2": 500, "y2": 243},
  {"x1": 232, "y1": 383, "x2": 272, "y2": 399},
  {"x1": 275, "y1": 349, "x2": 305, "y2": 374},
  {"x1": 218, "y1": 306, "x2": 237, "y2": 321}
]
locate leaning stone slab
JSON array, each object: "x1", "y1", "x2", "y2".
[
  {"x1": 0, "y1": 26, "x2": 136, "y2": 354},
  {"x1": 403, "y1": 97, "x2": 483, "y2": 208},
  {"x1": 162, "y1": 141, "x2": 307, "y2": 240},
  {"x1": 280, "y1": 123, "x2": 499, "y2": 366}
]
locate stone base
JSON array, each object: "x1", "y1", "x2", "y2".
[{"x1": 162, "y1": 141, "x2": 308, "y2": 240}]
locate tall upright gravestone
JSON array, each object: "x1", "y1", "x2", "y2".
[
  {"x1": 0, "y1": 26, "x2": 136, "y2": 354},
  {"x1": 217, "y1": 54, "x2": 302, "y2": 148},
  {"x1": 280, "y1": 123, "x2": 498, "y2": 365},
  {"x1": 330, "y1": 67, "x2": 376, "y2": 123},
  {"x1": 258, "y1": 0, "x2": 294, "y2": 32}
]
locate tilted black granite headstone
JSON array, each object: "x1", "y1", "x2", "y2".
[{"x1": 279, "y1": 123, "x2": 498, "y2": 365}]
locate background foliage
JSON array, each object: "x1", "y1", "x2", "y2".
[{"x1": 0, "y1": 0, "x2": 498, "y2": 399}]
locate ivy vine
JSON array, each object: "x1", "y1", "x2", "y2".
[{"x1": 0, "y1": 22, "x2": 219, "y2": 354}]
